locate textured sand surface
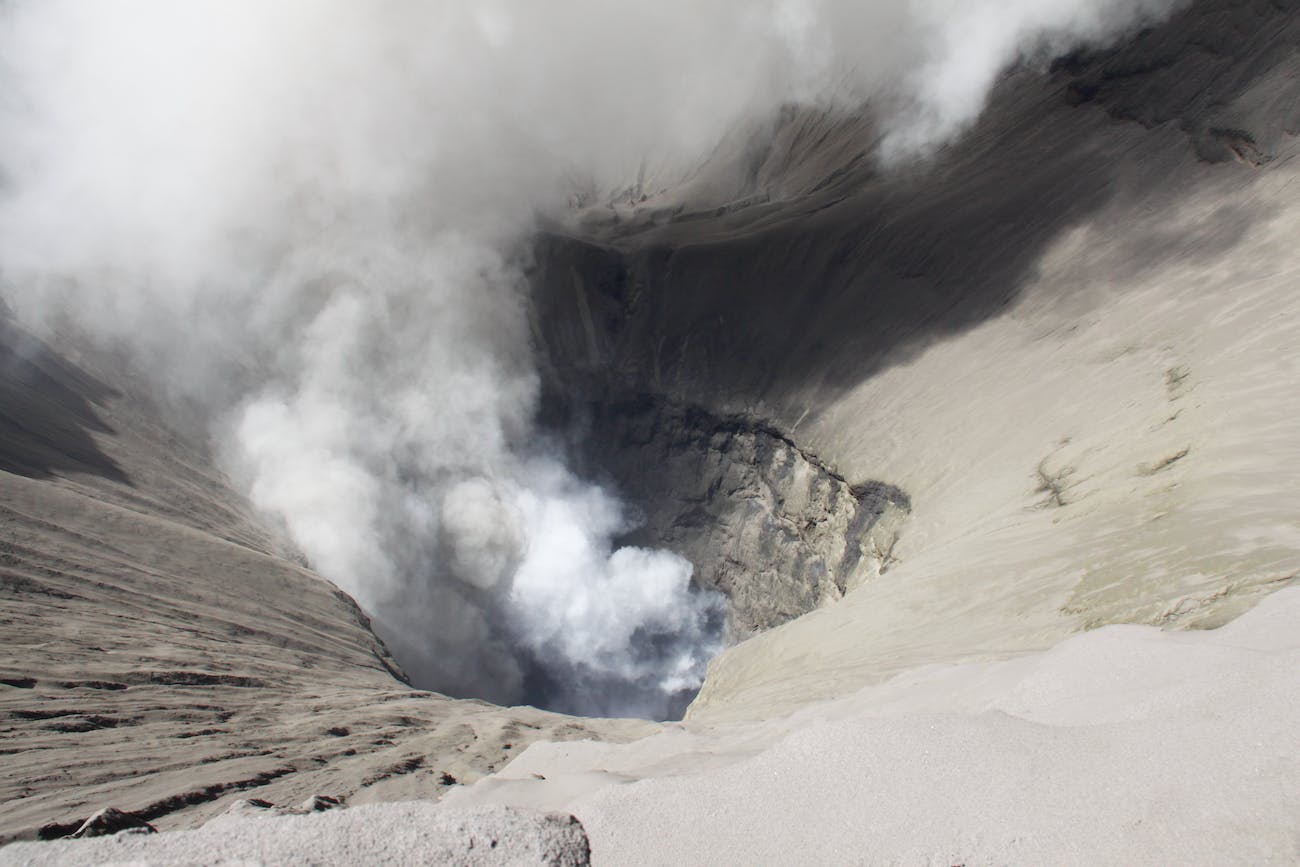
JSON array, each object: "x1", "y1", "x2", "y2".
[
  {"x1": 456, "y1": 587, "x2": 1300, "y2": 864},
  {"x1": 0, "y1": 804, "x2": 592, "y2": 866},
  {"x1": 0, "y1": 319, "x2": 649, "y2": 842}
]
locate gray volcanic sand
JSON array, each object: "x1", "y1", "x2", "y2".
[
  {"x1": 0, "y1": 318, "x2": 650, "y2": 842},
  {"x1": 4, "y1": 0, "x2": 1300, "y2": 863}
]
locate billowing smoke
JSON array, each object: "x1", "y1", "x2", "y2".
[{"x1": 0, "y1": 0, "x2": 1181, "y2": 718}]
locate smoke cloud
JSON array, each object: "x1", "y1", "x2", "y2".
[{"x1": 0, "y1": 0, "x2": 1181, "y2": 718}]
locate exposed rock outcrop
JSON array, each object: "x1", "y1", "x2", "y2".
[
  {"x1": 63, "y1": 808, "x2": 155, "y2": 839},
  {"x1": 567, "y1": 394, "x2": 909, "y2": 637}
]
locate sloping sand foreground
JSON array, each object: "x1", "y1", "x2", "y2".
[
  {"x1": 3, "y1": 586, "x2": 1296, "y2": 864},
  {"x1": 458, "y1": 586, "x2": 1300, "y2": 864}
]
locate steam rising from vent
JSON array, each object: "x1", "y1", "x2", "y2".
[{"x1": 0, "y1": 0, "x2": 1181, "y2": 718}]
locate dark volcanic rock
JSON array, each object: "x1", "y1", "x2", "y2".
[
  {"x1": 569, "y1": 394, "x2": 910, "y2": 637},
  {"x1": 66, "y1": 807, "x2": 156, "y2": 839}
]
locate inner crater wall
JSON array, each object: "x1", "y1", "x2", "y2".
[
  {"x1": 569, "y1": 395, "x2": 910, "y2": 638},
  {"x1": 529, "y1": 233, "x2": 912, "y2": 640}
]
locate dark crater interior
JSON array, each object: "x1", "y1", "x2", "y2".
[{"x1": 544, "y1": 390, "x2": 910, "y2": 640}]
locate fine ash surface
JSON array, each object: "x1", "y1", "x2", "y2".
[{"x1": 451, "y1": 586, "x2": 1300, "y2": 865}]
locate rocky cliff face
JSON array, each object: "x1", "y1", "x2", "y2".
[{"x1": 559, "y1": 393, "x2": 909, "y2": 637}]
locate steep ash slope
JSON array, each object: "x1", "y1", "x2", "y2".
[
  {"x1": 435, "y1": 3, "x2": 1300, "y2": 859},
  {"x1": 0, "y1": 314, "x2": 648, "y2": 842},
  {"x1": 531, "y1": 0, "x2": 1300, "y2": 719}
]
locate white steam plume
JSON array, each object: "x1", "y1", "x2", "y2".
[{"x1": 0, "y1": 0, "x2": 1181, "y2": 718}]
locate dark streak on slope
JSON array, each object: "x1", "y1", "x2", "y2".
[
  {"x1": 0, "y1": 315, "x2": 128, "y2": 484},
  {"x1": 532, "y1": 0, "x2": 1300, "y2": 432}
]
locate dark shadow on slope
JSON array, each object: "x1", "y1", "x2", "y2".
[
  {"x1": 1055, "y1": 0, "x2": 1300, "y2": 140},
  {"x1": 0, "y1": 311, "x2": 130, "y2": 484},
  {"x1": 530, "y1": 0, "x2": 1300, "y2": 430}
]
